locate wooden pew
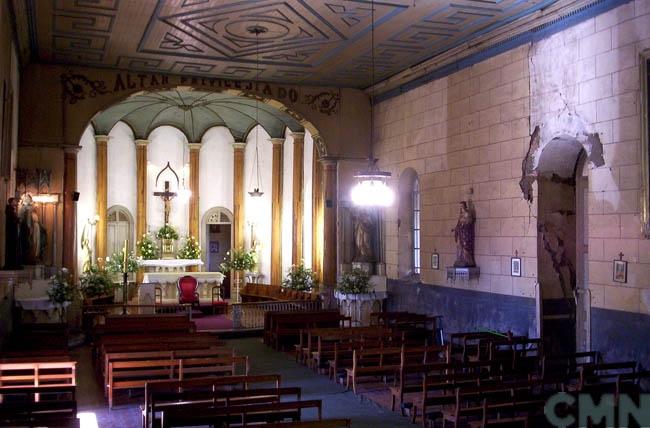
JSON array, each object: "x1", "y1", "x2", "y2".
[
  {"x1": 0, "y1": 385, "x2": 78, "y2": 427},
  {"x1": 265, "y1": 310, "x2": 350, "y2": 350},
  {"x1": 539, "y1": 351, "x2": 600, "y2": 381},
  {"x1": 0, "y1": 359, "x2": 78, "y2": 427},
  {"x1": 263, "y1": 420, "x2": 352, "y2": 428},
  {"x1": 143, "y1": 374, "x2": 282, "y2": 428},
  {"x1": 307, "y1": 327, "x2": 394, "y2": 370},
  {"x1": 579, "y1": 361, "x2": 638, "y2": 393},
  {"x1": 107, "y1": 354, "x2": 248, "y2": 408},
  {"x1": 345, "y1": 347, "x2": 403, "y2": 394},
  {"x1": 160, "y1": 399, "x2": 323, "y2": 428},
  {"x1": 103, "y1": 347, "x2": 235, "y2": 396}
]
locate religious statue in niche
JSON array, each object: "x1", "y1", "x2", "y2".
[
  {"x1": 3, "y1": 197, "x2": 19, "y2": 268},
  {"x1": 453, "y1": 201, "x2": 476, "y2": 268},
  {"x1": 352, "y1": 207, "x2": 375, "y2": 264},
  {"x1": 18, "y1": 194, "x2": 47, "y2": 265}
]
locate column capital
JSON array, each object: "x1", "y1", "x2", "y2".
[
  {"x1": 291, "y1": 132, "x2": 305, "y2": 142},
  {"x1": 269, "y1": 137, "x2": 285, "y2": 146},
  {"x1": 95, "y1": 135, "x2": 110, "y2": 144},
  {"x1": 135, "y1": 139, "x2": 149, "y2": 147},
  {"x1": 320, "y1": 157, "x2": 339, "y2": 167},
  {"x1": 188, "y1": 143, "x2": 202, "y2": 151},
  {"x1": 233, "y1": 141, "x2": 246, "y2": 150},
  {"x1": 63, "y1": 145, "x2": 81, "y2": 154}
]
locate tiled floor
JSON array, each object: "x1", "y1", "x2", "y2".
[{"x1": 73, "y1": 337, "x2": 417, "y2": 428}]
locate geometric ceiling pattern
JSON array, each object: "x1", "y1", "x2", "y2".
[
  {"x1": 26, "y1": 0, "x2": 558, "y2": 89},
  {"x1": 92, "y1": 90, "x2": 304, "y2": 141}
]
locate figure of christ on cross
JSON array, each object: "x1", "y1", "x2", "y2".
[{"x1": 153, "y1": 180, "x2": 177, "y2": 225}]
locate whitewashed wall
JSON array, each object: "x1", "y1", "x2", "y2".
[
  {"x1": 244, "y1": 126, "x2": 273, "y2": 281},
  {"x1": 107, "y1": 121, "x2": 136, "y2": 223},
  {"x1": 281, "y1": 132, "x2": 294, "y2": 277},
  {"x1": 147, "y1": 126, "x2": 189, "y2": 237},
  {"x1": 76, "y1": 125, "x2": 96, "y2": 272},
  {"x1": 199, "y1": 126, "x2": 235, "y2": 252}
]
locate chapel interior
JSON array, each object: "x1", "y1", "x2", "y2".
[{"x1": 1, "y1": 0, "x2": 649, "y2": 427}]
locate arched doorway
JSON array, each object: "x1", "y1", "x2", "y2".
[
  {"x1": 536, "y1": 136, "x2": 590, "y2": 354},
  {"x1": 107, "y1": 205, "x2": 134, "y2": 256},
  {"x1": 202, "y1": 207, "x2": 233, "y2": 297}
]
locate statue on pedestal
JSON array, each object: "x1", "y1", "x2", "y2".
[
  {"x1": 18, "y1": 194, "x2": 47, "y2": 265},
  {"x1": 352, "y1": 207, "x2": 375, "y2": 264},
  {"x1": 453, "y1": 201, "x2": 476, "y2": 268}
]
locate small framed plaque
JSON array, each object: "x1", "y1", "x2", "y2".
[
  {"x1": 431, "y1": 253, "x2": 440, "y2": 270},
  {"x1": 511, "y1": 257, "x2": 521, "y2": 277}
]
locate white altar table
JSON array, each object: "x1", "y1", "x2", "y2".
[
  {"x1": 137, "y1": 259, "x2": 204, "y2": 272},
  {"x1": 15, "y1": 297, "x2": 70, "y2": 323},
  {"x1": 140, "y1": 272, "x2": 225, "y2": 303}
]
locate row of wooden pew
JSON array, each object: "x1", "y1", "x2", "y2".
[
  {"x1": 272, "y1": 310, "x2": 649, "y2": 428},
  {"x1": 90, "y1": 313, "x2": 352, "y2": 428}
]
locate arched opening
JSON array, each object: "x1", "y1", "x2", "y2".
[
  {"x1": 397, "y1": 168, "x2": 419, "y2": 279},
  {"x1": 536, "y1": 136, "x2": 590, "y2": 354},
  {"x1": 201, "y1": 207, "x2": 233, "y2": 298},
  {"x1": 106, "y1": 205, "x2": 134, "y2": 256}
]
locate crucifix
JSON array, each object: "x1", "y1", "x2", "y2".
[{"x1": 154, "y1": 162, "x2": 179, "y2": 224}]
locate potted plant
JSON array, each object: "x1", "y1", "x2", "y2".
[
  {"x1": 282, "y1": 262, "x2": 319, "y2": 292},
  {"x1": 137, "y1": 233, "x2": 159, "y2": 260},
  {"x1": 220, "y1": 248, "x2": 257, "y2": 303},
  {"x1": 177, "y1": 235, "x2": 201, "y2": 260},
  {"x1": 105, "y1": 249, "x2": 138, "y2": 302},
  {"x1": 336, "y1": 267, "x2": 371, "y2": 296},
  {"x1": 79, "y1": 265, "x2": 115, "y2": 304},
  {"x1": 156, "y1": 224, "x2": 179, "y2": 259},
  {"x1": 47, "y1": 268, "x2": 78, "y2": 306}
]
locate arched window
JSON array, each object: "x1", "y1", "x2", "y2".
[
  {"x1": 397, "y1": 168, "x2": 419, "y2": 278},
  {"x1": 107, "y1": 205, "x2": 134, "y2": 255},
  {"x1": 412, "y1": 177, "x2": 421, "y2": 274}
]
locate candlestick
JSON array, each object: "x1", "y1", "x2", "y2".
[{"x1": 123, "y1": 240, "x2": 128, "y2": 272}]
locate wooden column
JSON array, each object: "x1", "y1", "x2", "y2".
[
  {"x1": 270, "y1": 137, "x2": 284, "y2": 285},
  {"x1": 232, "y1": 142, "x2": 246, "y2": 249},
  {"x1": 62, "y1": 147, "x2": 78, "y2": 276},
  {"x1": 311, "y1": 148, "x2": 323, "y2": 281},
  {"x1": 291, "y1": 132, "x2": 305, "y2": 265},
  {"x1": 321, "y1": 158, "x2": 338, "y2": 304},
  {"x1": 188, "y1": 143, "x2": 201, "y2": 240},
  {"x1": 135, "y1": 139, "x2": 148, "y2": 283},
  {"x1": 95, "y1": 135, "x2": 109, "y2": 263}
]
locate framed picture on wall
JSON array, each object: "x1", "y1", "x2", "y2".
[
  {"x1": 511, "y1": 257, "x2": 521, "y2": 277},
  {"x1": 613, "y1": 260, "x2": 628, "y2": 283},
  {"x1": 431, "y1": 253, "x2": 439, "y2": 270},
  {"x1": 209, "y1": 241, "x2": 219, "y2": 254}
]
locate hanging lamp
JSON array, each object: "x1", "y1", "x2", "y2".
[
  {"x1": 247, "y1": 24, "x2": 266, "y2": 198},
  {"x1": 350, "y1": 0, "x2": 394, "y2": 207}
]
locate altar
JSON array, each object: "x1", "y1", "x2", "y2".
[
  {"x1": 140, "y1": 271, "x2": 225, "y2": 304},
  {"x1": 138, "y1": 258, "x2": 204, "y2": 272}
]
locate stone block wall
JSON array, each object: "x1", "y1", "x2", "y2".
[
  {"x1": 375, "y1": 1, "x2": 650, "y2": 358},
  {"x1": 375, "y1": 42, "x2": 537, "y2": 300}
]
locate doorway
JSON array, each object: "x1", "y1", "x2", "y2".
[
  {"x1": 202, "y1": 208, "x2": 233, "y2": 298},
  {"x1": 536, "y1": 137, "x2": 589, "y2": 355}
]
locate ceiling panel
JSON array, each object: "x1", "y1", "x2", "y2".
[{"x1": 29, "y1": 0, "x2": 558, "y2": 88}]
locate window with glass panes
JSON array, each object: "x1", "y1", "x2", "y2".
[{"x1": 413, "y1": 178, "x2": 421, "y2": 274}]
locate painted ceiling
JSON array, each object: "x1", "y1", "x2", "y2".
[
  {"x1": 22, "y1": 0, "x2": 559, "y2": 89},
  {"x1": 92, "y1": 90, "x2": 304, "y2": 140}
]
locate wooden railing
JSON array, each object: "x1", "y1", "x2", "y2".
[{"x1": 230, "y1": 299, "x2": 323, "y2": 329}]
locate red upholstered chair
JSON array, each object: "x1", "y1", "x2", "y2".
[{"x1": 177, "y1": 275, "x2": 199, "y2": 307}]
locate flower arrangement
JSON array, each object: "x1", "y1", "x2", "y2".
[
  {"x1": 137, "y1": 233, "x2": 159, "y2": 259},
  {"x1": 47, "y1": 268, "x2": 78, "y2": 304},
  {"x1": 79, "y1": 265, "x2": 115, "y2": 298},
  {"x1": 156, "y1": 224, "x2": 179, "y2": 240},
  {"x1": 105, "y1": 249, "x2": 139, "y2": 273},
  {"x1": 336, "y1": 267, "x2": 371, "y2": 295},
  {"x1": 220, "y1": 248, "x2": 256, "y2": 272},
  {"x1": 177, "y1": 236, "x2": 201, "y2": 259},
  {"x1": 282, "y1": 262, "x2": 319, "y2": 292}
]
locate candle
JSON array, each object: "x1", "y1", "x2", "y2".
[{"x1": 123, "y1": 240, "x2": 128, "y2": 272}]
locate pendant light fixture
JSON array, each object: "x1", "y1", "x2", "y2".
[
  {"x1": 247, "y1": 24, "x2": 266, "y2": 198},
  {"x1": 350, "y1": 0, "x2": 394, "y2": 207}
]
